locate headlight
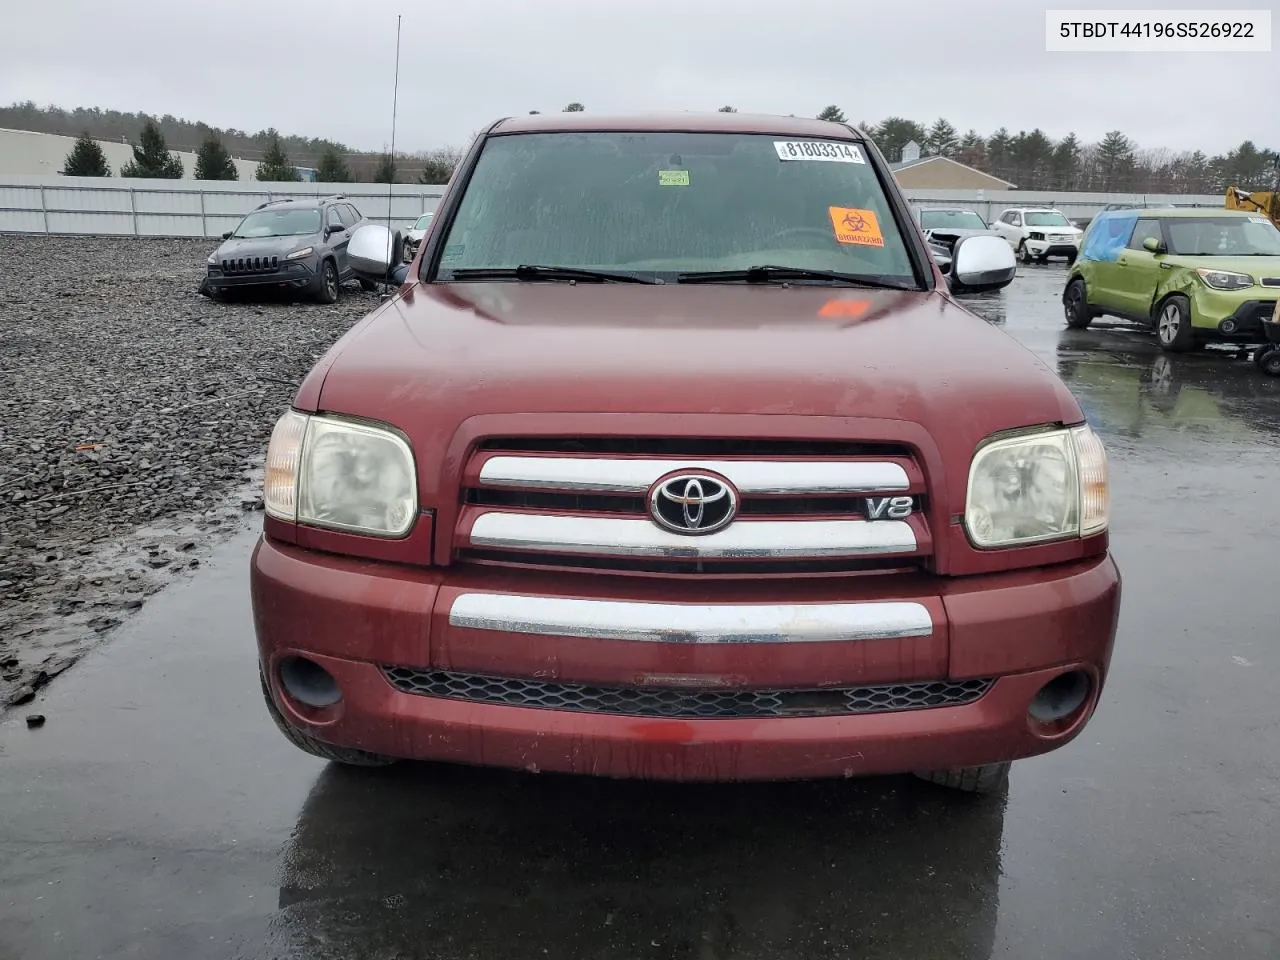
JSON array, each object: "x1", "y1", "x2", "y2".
[
  {"x1": 206, "y1": 253, "x2": 218, "y2": 265},
  {"x1": 964, "y1": 424, "x2": 1109, "y2": 549},
  {"x1": 285, "y1": 247, "x2": 315, "y2": 261},
  {"x1": 1195, "y1": 268, "x2": 1253, "y2": 290},
  {"x1": 263, "y1": 411, "x2": 417, "y2": 537}
]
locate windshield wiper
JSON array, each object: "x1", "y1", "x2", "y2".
[
  {"x1": 448, "y1": 265, "x2": 661, "y2": 284},
  {"x1": 676, "y1": 265, "x2": 916, "y2": 290}
]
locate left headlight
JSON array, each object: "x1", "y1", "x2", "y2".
[
  {"x1": 1195, "y1": 268, "x2": 1252, "y2": 291},
  {"x1": 286, "y1": 247, "x2": 315, "y2": 261},
  {"x1": 263, "y1": 410, "x2": 418, "y2": 538},
  {"x1": 964, "y1": 424, "x2": 1109, "y2": 549}
]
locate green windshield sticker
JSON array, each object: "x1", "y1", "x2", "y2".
[{"x1": 659, "y1": 170, "x2": 690, "y2": 186}]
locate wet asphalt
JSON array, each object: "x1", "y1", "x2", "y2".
[{"x1": 2, "y1": 264, "x2": 1279, "y2": 960}]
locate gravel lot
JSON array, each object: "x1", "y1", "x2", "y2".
[{"x1": 0, "y1": 236, "x2": 380, "y2": 709}]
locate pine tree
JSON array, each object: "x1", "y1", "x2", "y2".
[
  {"x1": 120, "y1": 119, "x2": 183, "y2": 178},
  {"x1": 925, "y1": 119, "x2": 959, "y2": 157},
  {"x1": 193, "y1": 133, "x2": 238, "y2": 180},
  {"x1": 315, "y1": 145, "x2": 351, "y2": 182},
  {"x1": 62, "y1": 133, "x2": 110, "y2": 176},
  {"x1": 373, "y1": 154, "x2": 397, "y2": 183},
  {"x1": 255, "y1": 129, "x2": 301, "y2": 182},
  {"x1": 816, "y1": 105, "x2": 847, "y2": 123},
  {"x1": 563, "y1": 102, "x2": 585, "y2": 112},
  {"x1": 717, "y1": 105, "x2": 737, "y2": 113}
]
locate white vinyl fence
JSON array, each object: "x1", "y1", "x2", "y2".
[
  {"x1": 0, "y1": 175, "x2": 446, "y2": 239},
  {"x1": 0, "y1": 175, "x2": 1226, "y2": 240}
]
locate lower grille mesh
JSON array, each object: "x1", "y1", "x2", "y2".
[{"x1": 382, "y1": 667, "x2": 992, "y2": 719}]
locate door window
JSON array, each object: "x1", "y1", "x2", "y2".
[
  {"x1": 1127, "y1": 219, "x2": 1162, "y2": 250},
  {"x1": 326, "y1": 206, "x2": 345, "y2": 229}
]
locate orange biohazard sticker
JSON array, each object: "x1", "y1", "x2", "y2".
[
  {"x1": 818, "y1": 299, "x2": 869, "y2": 319},
  {"x1": 829, "y1": 207, "x2": 884, "y2": 247}
]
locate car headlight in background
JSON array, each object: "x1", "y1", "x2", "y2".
[
  {"x1": 207, "y1": 253, "x2": 218, "y2": 265},
  {"x1": 965, "y1": 424, "x2": 1108, "y2": 549},
  {"x1": 263, "y1": 411, "x2": 417, "y2": 537},
  {"x1": 285, "y1": 247, "x2": 315, "y2": 261},
  {"x1": 1195, "y1": 268, "x2": 1253, "y2": 290}
]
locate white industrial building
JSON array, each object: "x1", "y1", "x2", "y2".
[{"x1": 0, "y1": 127, "x2": 262, "y2": 180}]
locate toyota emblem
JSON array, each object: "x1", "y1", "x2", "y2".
[{"x1": 648, "y1": 472, "x2": 738, "y2": 535}]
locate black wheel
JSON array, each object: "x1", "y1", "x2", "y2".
[
  {"x1": 316, "y1": 259, "x2": 340, "y2": 304},
  {"x1": 403, "y1": 238, "x2": 415, "y2": 262},
  {"x1": 358, "y1": 278, "x2": 379, "y2": 292},
  {"x1": 1261, "y1": 348, "x2": 1280, "y2": 377},
  {"x1": 1017, "y1": 241, "x2": 1033, "y2": 264},
  {"x1": 1066, "y1": 253, "x2": 1078, "y2": 266},
  {"x1": 1063, "y1": 278, "x2": 1095, "y2": 329},
  {"x1": 259, "y1": 668, "x2": 395, "y2": 767},
  {"x1": 1155, "y1": 295, "x2": 1195, "y2": 353},
  {"x1": 915, "y1": 762, "x2": 1011, "y2": 795}
]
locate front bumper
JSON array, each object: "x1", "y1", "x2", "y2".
[
  {"x1": 1193, "y1": 294, "x2": 1280, "y2": 339},
  {"x1": 1025, "y1": 238, "x2": 1079, "y2": 259},
  {"x1": 205, "y1": 260, "x2": 317, "y2": 290},
  {"x1": 251, "y1": 537, "x2": 1121, "y2": 782}
]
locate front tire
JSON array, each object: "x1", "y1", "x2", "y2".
[
  {"x1": 259, "y1": 668, "x2": 395, "y2": 767},
  {"x1": 316, "y1": 259, "x2": 340, "y2": 304},
  {"x1": 1063, "y1": 278, "x2": 1095, "y2": 329},
  {"x1": 1155, "y1": 295, "x2": 1195, "y2": 353},
  {"x1": 1017, "y1": 241, "x2": 1033, "y2": 264},
  {"x1": 915, "y1": 762, "x2": 1011, "y2": 795},
  {"x1": 1259, "y1": 346, "x2": 1280, "y2": 377}
]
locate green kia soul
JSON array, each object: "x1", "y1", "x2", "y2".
[{"x1": 1063, "y1": 208, "x2": 1280, "y2": 352}]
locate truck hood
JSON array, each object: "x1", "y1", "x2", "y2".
[{"x1": 305, "y1": 282, "x2": 1083, "y2": 505}]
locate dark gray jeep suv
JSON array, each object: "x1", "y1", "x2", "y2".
[{"x1": 200, "y1": 195, "x2": 378, "y2": 303}]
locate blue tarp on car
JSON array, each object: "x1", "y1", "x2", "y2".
[{"x1": 1080, "y1": 211, "x2": 1138, "y2": 263}]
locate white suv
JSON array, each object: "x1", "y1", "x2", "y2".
[{"x1": 991, "y1": 208, "x2": 1083, "y2": 264}]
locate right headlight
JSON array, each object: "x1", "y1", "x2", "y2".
[
  {"x1": 964, "y1": 424, "x2": 1109, "y2": 549},
  {"x1": 263, "y1": 410, "x2": 418, "y2": 538}
]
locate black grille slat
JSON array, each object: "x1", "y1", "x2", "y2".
[
  {"x1": 466, "y1": 487, "x2": 896, "y2": 517},
  {"x1": 456, "y1": 549, "x2": 920, "y2": 576},
  {"x1": 383, "y1": 667, "x2": 991, "y2": 719}
]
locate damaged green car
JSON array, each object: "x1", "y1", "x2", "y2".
[{"x1": 1063, "y1": 208, "x2": 1280, "y2": 352}]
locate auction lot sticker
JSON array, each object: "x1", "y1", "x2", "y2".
[
  {"x1": 774, "y1": 141, "x2": 864, "y2": 163},
  {"x1": 828, "y1": 207, "x2": 884, "y2": 247}
]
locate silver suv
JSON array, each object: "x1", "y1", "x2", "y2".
[{"x1": 200, "y1": 195, "x2": 378, "y2": 303}]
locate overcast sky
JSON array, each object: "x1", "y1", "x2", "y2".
[{"x1": 1, "y1": 0, "x2": 1274, "y2": 156}]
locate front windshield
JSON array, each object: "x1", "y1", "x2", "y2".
[
  {"x1": 920, "y1": 210, "x2": 987, "y2": 231},
  {"x1": 1165, "y1": 216, "x2": 1280, "y2": 256},
  {"x1": 415, "y1": 214, "x2": 434, "y2": 229},
  {"x1": 233, "y1": 208, "x2": 321, "y2": 238},
  {"x1": 433, "y1": 131, "x2": 918, "y2": 284},
  {"x1": 1024, "y1": 211, "x2": 1070, "y2": 227}
]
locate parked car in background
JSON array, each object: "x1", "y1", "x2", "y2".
[
  {"x1": 251, "y1": 111, "x2": 1119, "y2": 797},
  {"x1": 403, "y1": 212, "x2": 434, "y2": 261},
  {"x1": 201, "y1": 195, "x2": 378, "y2": 303},
  {"x1": 1064, "y1": 207, "x2": 1280, "y2": 353},
  {"x1": 916, "y1": 207, "x2": 1003, "y2": 250},
  {"x1": 991, "y1": 207, "x2": 1084, "y2": 264}
]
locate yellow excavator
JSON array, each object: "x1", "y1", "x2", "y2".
[{"x1": 1225, "y1": 153, "x2": 1280, "y2": 227}]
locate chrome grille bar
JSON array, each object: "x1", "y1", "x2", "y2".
[
  {"x1": 467, "y1": 512, "x2": 918, "y2": 559},
  {"x1": 448, "y1": 592, "x2": 933, "y2": 643},
  {"x1": 478, "y1": 456, "x2": 910, "y2": 494}
]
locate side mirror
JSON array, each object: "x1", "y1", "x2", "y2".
[
  {"x1": 1142, "y1": 236, "x2": 1165, "y2": 254},
  {"x1": 348, "y1": 223, "x2": 406, "y2": 284},
  {"x1": 325, "y1": 223, "x2": 344, "y2": 236},
  {"x1": 948, "y1": 234, "x2": 1017, "y2": 295},
  {"x1": 221, "y1": 231, "x2": 233, "y2": 240}
]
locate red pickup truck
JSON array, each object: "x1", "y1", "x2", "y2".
[{"x1": 250, "y1": 112, "x2": 1120, "y2": 794}]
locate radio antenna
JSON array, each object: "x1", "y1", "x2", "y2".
[{"x1": 384, "y1": 13, "x2": 402, "y2": 290}]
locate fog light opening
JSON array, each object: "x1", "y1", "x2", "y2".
[
  {"x1": 279, "y1": 656, "x2": 342, "y2": 709},
  {"x1": 1221, "y1": 318, "x2": 1238, "y2": 335},
  {"x1": 1028, "y1": 669, "x2": 1092, "y2": 725}
]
